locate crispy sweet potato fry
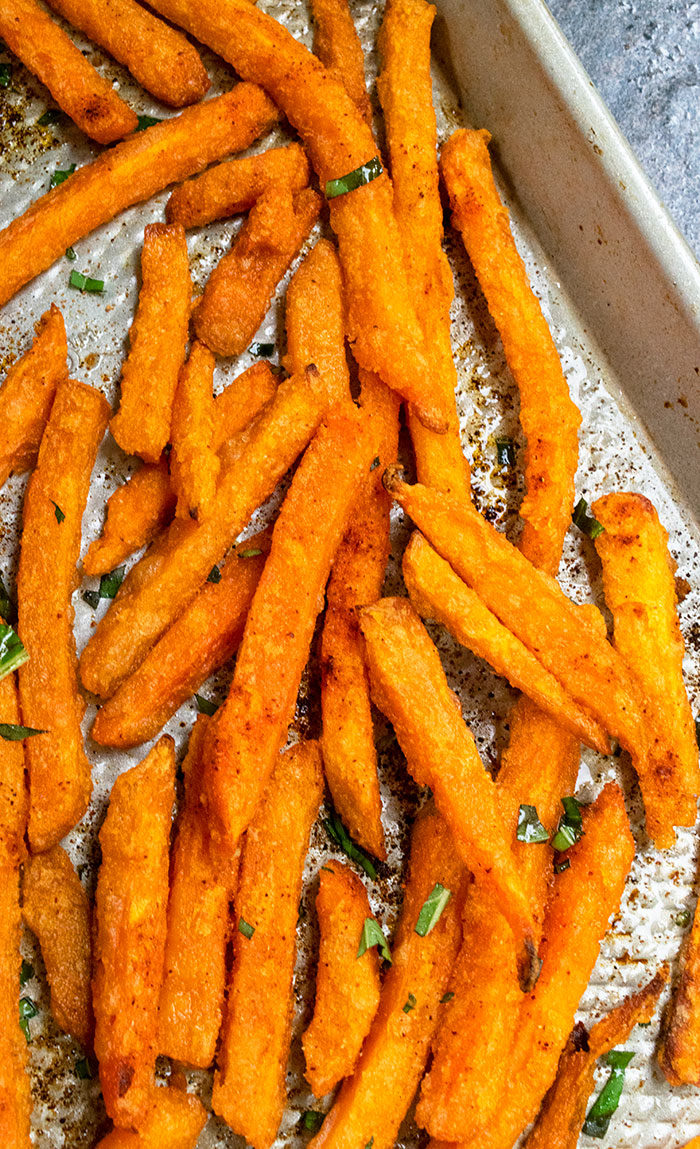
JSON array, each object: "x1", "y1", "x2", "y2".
[
  {"x1": 303, "y1": 862, "x2": 381, "y2": 1097},
  {"x1": 440, "y1": 129, "x2": 581, "y2": 576},
  {"x1": 22, "y1": 846, "x2": 93, "y2": 1048},
  {"x1": 204, "y1": 409, "x2": 374, "y2": 847},
  {"x1": 80, "y1": 365, "x2": 329, "y2": 699},
  {"x1": 194, "y1": 186, "x2": 321, "y2": 358},
  {"x1": 593, "y1": 492, "x2": 699, "y2": 846},
  {"x1": 211, "y1": 361, "x2": 279, "y2": 448},
  {"x1": 111, "y1": 223, "x2": 191, "y2": 464},
  {"x1": 403, "y1": 532, "x2": 608, "y2": 753},
  {"x1": 166, "y1": 144, "x2": 310, "y2": 228},
  {"x1": 659, "y1": 881, "x2": 700, "y2": 1084},
  {"x1": 310, "y1": 0, "x2": 371, "y2": 122},
  {"x1": 286, "y1": 239, "x2": 351, "y2": 409},
  {"x1": 0, "y1": 667, "x2": 27, "y2": 863},
  {"x1": 42, "y1": 0, "x2": 209, "y2": 107},
  {"x1": 94, "y1": 1087, "x2": 207, "y2": 1149},
  {"x1": 359, "y1": 596, "x2": 538, "y2": 984},
  {"x1": 0, "y1": 0, "x2": 137, "y2": 143},
  {"x1": 0, "y1": 305, "x2": 67, "y2": 490},
  {"x1": 18, "y1": 379, "x2": 109, "y2": 854},
  {"x1": 93, "y1": 737, "x2": 175, "y2": 1126},
  {"x1": 212, "y1": 740, "x2": 323, "y2": 1149},
  {"x1": 309, "y1": 806, "x2": 466, "y2": 1149},
  {"x1": 170, "y1": 341, "x2": 219, "y2": 520},
  {"x1": 526, "y1": 967, "x2": 667, "y2": 1149},
  {"x1": 0, "y1": 85, "x2": 278, "y2": 309},
  {"x1": 0, "y1": 860, "x2": 30, "y2": 1149}
]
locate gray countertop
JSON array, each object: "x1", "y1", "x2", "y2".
[{"x1": 548, "y1": 0, "x2": 700, "y2": 260}]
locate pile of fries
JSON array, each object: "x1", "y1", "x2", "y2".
[{"x1": 0, "y1": 0, "x2": 699, "y2": 1146}]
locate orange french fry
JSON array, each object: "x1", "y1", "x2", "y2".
[
  {"x1": 204, "y1": 408, "x2": 374, "y2": 848},
  {"x1": 210, "y1": 360, "x2": 279, "y2": 449},
  {"x1": 0, "y1": 85, "x2": 278, "y2": 310},
  {"x1": 593, "y1": 492, "x2": 700, "y2": 847},
  {"x1": 166, "y1": 143, "x2": 310, "y2": 228},
  {"x1": 659, "y1": 878, "x2": 700, "y2": 1085},
  {"x1": 309, "y1": 806, "x2": 466, "y2": 1149},
  {"x1": 42, "y1": 0, "x2": 209, "y2": 107},
  {"x1": 212, "y1": 739, "x2": 323, "y2": 1149},
  {"x1": 0, "y1": 305, "x2": 67, "y2": 490},
  {"x1": 92, "y1": 737, "x2": 175, "y2": 1126},
  {"x1": 285, "y1": 238, "x2": 351, "y2": 410},
  {"x1": 303, "y1": 862, "x2": 381, "y2": 1097},
  {"x1": 440, "y1": 128, "x2": 581, "y2": 577},
  {"x1": 0, "y1": 0, "x2": 137, "y2": 143},
  {"x1": 18, "y1": 379, "x2": 110, "y2": 854},
  {"x1": 93, "y1": 1086, "x2": 207, "y2": 1149},
  {"x1": 0, "y1": 664, "x2": 28, "y2": 864},
  {"x1": 310, "y1": 0, "x2": 372, "y2": 122},
  {"x1": 80, "y1": 365, "x2": 329, "y2": 700},
  {"x1": 170, "y1": 341, "x2": 220, "y2": 520},
  {"x1": 22, "y1": 845, "x2": 93, "y2": 1049},
  {"x1": 194, "y1": 185, "x2": 321, "y2": 358},
  {"x1": 111, "y1": 223, "x2": 191, "y2": 465}
]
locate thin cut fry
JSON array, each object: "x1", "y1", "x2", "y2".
[
  {"x1": 194, "y1": 186, "x2": 322, "y2": 358},
  {"x1": 170, "y1": 341, "x2": 220, "y2": 520},
  {"x1": 80, "y1": 365, "x2": 329, "y2": 700},
  {"x1": 309, "y1": 806, "x2": 466, "y2": 1149},
  {"x1": 440, "y1": 128, "x2": 581, "y2": 576},
  {"x1": 0, "y1": 0, "x2": 137, "y2": 143},
  {"x1": 285, "y1": 239, "x2": 351, "y2": 410},
  {"x1": 310, "y1": 0, "x2": 372, "y2": 122},
  {"x1": 659, "y1": 877, "x2": 700, "y2": 1084},
  {"x1": 0, "y1": 666, "x2": 27, "y2": 863},
  {"x1": 42, "y1": 0, "x2": 209, "y2": 107},
  {"x1": 204, "y1": 409, "x2": 374, "y2": 848},
  {"x1": 18, "y1": 379, "x2": 110, "y2": 854},
  {"x1": 166, "y1": 144, "x2": 310, "y2": 228},
  {"x1": 593, "y1": 492, "x2": 700, "y2": 846},
  {"x1": 303, "y1": 862, "x2": 381, "y2": 1097},
  {"x1": 212, "y1": 740, "x2": 323, "y2": 1149},
  {"x1": 111, "y1": 223, "x2": 191, "y2": 464},
  {"x1": 22, "y1": 846, "x2": 93, "y2": 1048},
  {"x1": 0, "y1": 305, "x2": 67, "y2": 490},
  {"x1": 92, "y1": 737, "x2": 175, "y2": 1126},
  {"x1": 0, "y1": 85, "x2": 278, "y2": 309},
  {"x1": 93, "y1": 1087, "x2": 207, "y2": 1149}
]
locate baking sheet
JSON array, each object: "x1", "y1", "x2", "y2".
[{"x1": 1, "y1": 0, "x2": 700, "y2": 1145}]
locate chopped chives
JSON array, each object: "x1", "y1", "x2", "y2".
[
  {"x1": 572, "y1": 497, "x2": 605, "y2": 540},
  {"x1": 135, "y1": 114, "x2": 163, "y2": 131},
  {"x1": 582, "y1": 1049, "x2": 635, "y2": 1138},
  {"x1": 324, "y1": 810, "x2": 378, "y2": 881},
  {"x1": 402, "y1": 992, "x2": 417, "y2": 1014},
  {"x1": 50, "y1": 164, "x2": 76, "y2": 189},
  {"x1": 69, "y1": 270, "x2": 104, "y2": 294},
  {"x1": 326, "y1": 156, "x2": 383, "y2": 199},
  {"x1": 195, "y1": 693, "x2": 218, "y2": 717},
  {"x1": 238, "y1": 917, "x2": 255, "y2": 940}
]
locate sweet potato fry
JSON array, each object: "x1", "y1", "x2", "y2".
[
  {"x1": 80, "y1": 365, "x2": 329, "y2": 699},
  {"x1": 0, "y1": 305, "x2": 67, "y2": 490},
  {"x1": 0, "y1": 666, "x2": 27, "y2": 863},
  {"x1": 92, "y1": 737, "x2": 175, "y2": 1126},
  {"x1": 403, "y1": 532, "x2": 608, "y2": 753},
  {"x1": 309, "y1": 806, "x2": 466, "y2": 1149},
  {"x1": 18, "y1": 379, "x2": 109, "y2": 854},
  {"x1": 526, "y1": 967, "x2": 667, "y2": 1149},
  {"x1": 359, "y1": 596, "x2": 538, "y2": 986},
  {"x1": 0, "y1": 85, "x2": 278, "y2": 309},
  {"x1": 593, "y1": 492, "x2": 699, "y2": 846},
  {"x1": 303, "y1": 862, "x2": 381, "y2": 1097},
  {"x1": 170, "y1": 341, "x2": 219, "y2": 520},
  {"x1": 166, "y1": 144, "x2": 310, "y2": 228},
  {"x1": 310, "y1": 0, "x2": 372, "y2": 122},
  {"x1": 659, "y1": 881, "x2": 700, "y2": 1084},
  {"x1": 211, "y1": 361, "x2": 279, "y2": 449},
  {"x1": 440, "y1": 129, "x2": 581, "y2": 576},
  {"x1": 22, "y1": 845, "x2": 93, "y2": 1048},
  {"x1": 93, "y1": 1086, "x2": 207, "y2": 1149},
  {"x1": 286, "y1": 239, "x2": 351, "y2": 410},
  {"x1": 0, "y1": 0, "x2": 137, "y2": 143},
  {"x1": 194, "y1": 186, "x2": 322, "y2": 358},
  {"x1": 42, "y1": 0, "x2": 209, "y2": 107},
  {"x1": 204, "y1": 408, "x2": 374, "y2": 847},
  {"x1": 110, "y1": 223, "x2": 191, "y2": 465},
  {"x1": 212, "y1": 740, "x2": 323, "y2": 1149},
  {"x1": 0, "y1": 860, "x2": 30, "y2": 1149}
]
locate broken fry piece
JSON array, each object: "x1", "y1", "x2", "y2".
[
  {"x1": 286, "y1": 239, "x2": 351, "y2": 410},
  {"x1": 170, "y1": 341, "x2": 220, "y2": 520},
  {"x1": 659, "y1": 883, "x2": 700, "y2": 1084},
  {"x1": 94, "y1": 1086, "x2": 207, "y2": 1148},
  {"x1": 166, "y1": 144, "x2": 310, "y2": 228},
  {"x1": 310, "y1": 0, "x2": 372, "y2": 122}
]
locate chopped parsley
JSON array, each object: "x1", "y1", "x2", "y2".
[
  {"x1": 0, "y1": 724, "x2": 45, "y2": 741},
  {"x1": 415, "y1": 882, "x2": 451, "y2": 937},
  {"x1": 357, "y1": 917, "x2": 391, "y2": 964},
  {"x1": 50, "y1": 164, "x2": 76, "y2": 189},
  {"x1": 0, "y1": 623, "x2": 29, "y2": 681},
  {"x1": 516, "y1": 804, "x2": 549, "y2": 844},
  {"x1": 195, "y1": 693, "x2": 218, "y2": 717}
]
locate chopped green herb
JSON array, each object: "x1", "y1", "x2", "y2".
[
  {"x1": 207, "y1": 565, "x2": 222, "y2": 584},
  {"x1": 369, "y1": 456, "x2": 380, "y2": 472},
  {"x1": 554, "y1": 858, "x2": 571, "y2": 875},
  {"x1": 20, "y1": 960, "x2": 34, "y2": 987},
  {"x1": 0, "y1": 723, "x2": 46, "y2": 741},
  {"x1": 365, "y1": 1138, "x2": 374, "y2": 1149},
  {"x1": 69, "y1": 270, "x2": 104, "y2": 294},
  {"x1": 238, "y1": 547, "x2": 263, "y2": 558},
  {"x1": 440, "y1": 991, "x2": 455, "y2": 1004},
  {"x1": 19, "y1": 1018, "x2": 30, "y2": 1043},
  {"x1": 250, "y1": 342, "x2": 275, "y2": 357},
  {"x1": 320, "y1": 865, "x2": 334, "y2": 873},
  {"x1": 75, "y1": 1056, "x2": 92, "y2": 1079},
  {"x1": 495, "y1": 436, "x2": 516, "y2": 467},
  {"x1": 0, "y1": 572, "x2": 15, "y2": 623},
  {"x1": 582, "y1": 1049, "x2": 635, "y2": 1138},
  {"x1": 303, "y1": 1111, "x2": 324, "y2": 1133},
  {"x1": 0, "y1": 623, "x2": 29, "y2": 681},
  {"x1": 572, "y1": 497, "x2": 605, "y2": 541},
  {"x1": 516, "y1": 804, "x2": 549, "y2": 844},
  {"x1": 38, "y1": 108, "x2": 63, "y2": 126},
  {"x1": 50, "y1": 164, "x2": 76, "y2": 189},
  {"x1": 65, "y1": 246, "x2": 77, "y2": 261},
  {"x1": 402, "y1": 992, "x2": 417, "y2": 1014},
  {"x1": 195, "y1": 693, "x2": 218, "y2": 717},
  {"x1": 326, "y1": 156, "x2": 383, "y2": 199},
  {"x1": 136, "y1": 114, "x2": 163, "y2": 131},
  {"x1": 82, "y1": 589, "x2": 100, "y2": 609},
  {"x1": 99, "y1": 566, "x2": 125, "y2": 599},
  {"x1": 51, "y1": 500, "x2": 65, "y2": 523},
  {"x1": 324, "y1": 812, "x2": 378, "y2": 880},
  {"x1": 238, "y1": 917, "x2": 255, "y2": 940},
  {"x1": 415, "y1": 882, "x2": 452, "y2": 937},
  {"x1": 19, "y1": 997, "x2": 37, "y2": 1020},
  {"x1": 0, "y1": 62, "x2": 11, "y2": 88},
  {"x1": 676, "y1": 910, "x2": 692, "y2": 929},
  {"x1": 551, "y1": 795, "x2": 584, "y2": 853},
  {"x1": 357, "y1": 917, "x2": 391, "y2": 964}
]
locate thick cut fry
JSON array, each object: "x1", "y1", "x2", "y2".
[
  {"x1": 80, "y1": 366, "x2": 329, "y2": 699},
  {"x1": 659, "y1": 887, "x2": 700, "y2": 1084},
  {"x1": 441, "y1": 129, "x2": 581, "y2": 576},
  {"x1": 403, "y1": 532, "x2": 608, "y2": 753},
  {"x1": 359, "y1": 597, "x2": 538, "y2": 986},
  {"x1": 167, "y1": 144, "x2": 310, "y2": 228},
  {"x1": 0, "y1": 306, "x2": 67, "y2": 490},
  {"x1": 43, "y1": 0, "x2": 208, "y2": 106},
  {"x1": 194, "y1": 186, "x2": 321, "y2": 358},
  {"x1": 526, "y1": 968, "x2": 667, "y2": 1149},
  {"x1": 211, "y1": 361, "x2": 279, "y2": 448},
  {"x1": 170, "y1": 342, "x2": 219, "y2": 520},
  {"x1": 0, "y1": 0, "x2": 137, "y2": 143},
  {"x1": 212, "y1": 740, "x2": 323, "y2": 1149},
  {"x1": 0, "y1": 668, "x2": 27, "y2": 863},
  {"x1": 303, "y1": 862, "x2": 381, "y2": 1097},
  {"x1": 93, "y1": 737, "x2": 175, "y2": 1126},
  {"x1": 593, "y1": 492, "x2": 699, "y2": 846},
  {"x1": 18, "y1": 379, "x2": 109, "y2": 853},
  {"x1": 111, "y1": 224, "x2": 191, "y2": 464},
  {"x1": 0, "y1": 862, "x2": 29, "y2": 1149},
  {"x1": 22, "y1": 846, "x2": 92, "y2": 1048},
  {"x1": 286, "y1": 239, "x2": 351, "y2": 409},
  {"x1": 94, "y1": 1087, "x2": 207, "y2": 1149},
  {"x1": 0, "y1": 85, "x2": 278, "y2": 309},
  {"x1": 204, "y1": 409, "x2": 374, "y2": 847},
  {"x1": 310, "y1": 0, "x2": 371, "y2": 122},
  {"x1": 309, "y1": 807, "x2": 466, "y2": 1149}
]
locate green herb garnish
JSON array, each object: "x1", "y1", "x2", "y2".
[
  {"x1": 38, "y1": 108, "x2": 62, "y2": 126},
  {"x1": 357, "y1": 917, "x2": 391, "y2": 964},
  {"x1": 51, "y1": 500, "x2": 65, "y2": 523},
  {"x1": 0, "y1": 623, "x2": 29, "y2": 681},
  {"x1": 324, "y1": 810, "x2": 378, "y2": 880},
  {"x1": 238, "y1": 917, "x2": 255, "y2": 940},
  {"x1": 551, "y1": 795, "x2": 584, "y2": 853},
  {"x1": 582, "y1": 1049, "x2": 635, "y2": 1138},
  {"x1": 207, "y1": 565, "x2": 222, "y2": 584},
  {"x1": 99, "y1": 566, "x2": 125, "y2": 599},
  {"x1": 369, "y1": 456, "x2": 380, "y2": 472},
  {"x1": 495, "y1": 437, "x2": 516, "y2": 467},
  {"x1": 75, "y1": 1056, "x2": 92, "y2": 1079},
  {"x1": 303, "y1": 1111, "x2": 324, "y2": 1133},
  {"x1": 572, "y1": 497, "x2": 605, "y2": 541},
  {"x1": 676, "y1": 910, "x2": 692, "y2": 929},
  {"x1": 50, "y1": 164, "x2": 76, "y2": 189},
  {"x1": 82, "y1": 590, "x2": 100, "y2": 609},
  {"x1": 0, "y1": 62, "x2": 11, "y2": 88},
  {"x1": 69, "y1": 270, "x2": 104, "y2": 294},
  {"x1": 195, "y1": 693, "x2": 218, "y2": 717},
  {"x1": 20, "y1": 960, "x2": 34, "y2": 987},
  {"x1": 516, "y1": 804, "x2": 549, "y2": 844},
  {"x1": 250, "y1": 342, "x2": 275, "y2": 357},
  {"x1": 554, "y1": 858, "x2": 571, "y2": 875},
  {"x1": 0, "y1": 724, "x2": 45, "y2": 741},
  {"x1": 238, "y1": 547, "x2": 263, "y2": 558},
  {"x1": 402, "y1": 992, "x2": 417, "y2": 1014},
  {"x1": 415, "y1": 882, "x2": 451, "y2": 937},
  {"x1": 65, "y1": 246, "x2": 77, "y2": 261},
  {"x1": 19, "y1": 996, "x2": 38, "y2": 1043},
  {"x1": 135, "y1": 114, "x2": 163, "y2": 131},
  {"x1": 326, "y1": 156, "x2": 383, "y2": 199},
  {"x1": 440, "y1": 991, "x2": 455, "y2": 1004}
]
